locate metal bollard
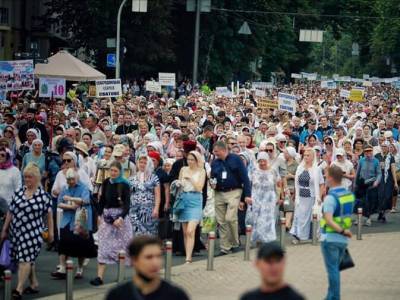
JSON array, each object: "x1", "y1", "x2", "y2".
[
  {"x1": 279, "y1": 217, "x2": 286, "y2": 248},
  {"x1": 117, "y1": 250, "x2": 126, "y2": 283},
  {"x1": 164, "y1": 241, "x2": 172, "y2": 281},
  {"x1": 66, "y1": 260, "x2": 74, "y2": 300},
  {"x1": 207, "y1": 231, "x2": 215, "y2": 271},
  {"x1": 357, "y1": 208, "x2": 363, "y2": 240},
  {"x1": 312, "y1": 213, "x2": 318, "y2": 245},
  {"x1": 244, "y1": 225, "x2": 252, "y2": 261},
  {"x1": 4, "y1": 270, "x2": 11, "y2": 300}
]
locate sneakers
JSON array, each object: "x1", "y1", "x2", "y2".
[
  {"x1": 83, "y1": 258, "x2": 90, "y2": 266},
  {"x1": 365, "y1": 218, "x2": 372, "y2": 227},
  {"x1": 75, "y1": 268, "x2": 83, "y2": 279},
  {"x1": 51, "y1": 265, "x2": 66, "y2": 279},
  {"x1": 90, "y1": 277, "x2": 104, "y2": 286}
]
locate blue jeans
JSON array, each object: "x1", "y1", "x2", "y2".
[{"x1": 321, "y1": 241, "x2": 347, "y2": 300}]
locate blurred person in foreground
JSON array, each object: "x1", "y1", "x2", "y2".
[
  {"x1": 240, "y1": 242, "x2": 304, "y2": 300},
  {"x1": 105, "y1": 236, "x2": 189, "y2": 300}
]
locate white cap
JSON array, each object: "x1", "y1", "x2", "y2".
[
  {"x1": 335, "y1": 148, "x2": 346, "y2": 157},
  {"x1": 275, "y1": 133, "x2": 287, "y2": 142}
]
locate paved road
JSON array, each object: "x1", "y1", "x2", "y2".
[{"x1": 2, "y1": 209, "x2": 400, "y2": 299}]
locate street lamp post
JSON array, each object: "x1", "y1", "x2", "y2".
[
  {"x1": 192, "y1": 0, "x2": 201, "y2": 85},
  {"x1": 116, "y1": 0, "x2": 128, "y2": 79}
]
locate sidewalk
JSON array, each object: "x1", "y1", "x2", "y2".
[{"x1": 39, "y1": 232, "x2": 400, "y2": 300}]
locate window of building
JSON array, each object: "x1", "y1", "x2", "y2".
[{"x1": 0, "y1": 7, "x2": 9, "y2": 26}]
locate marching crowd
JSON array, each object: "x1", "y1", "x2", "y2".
[{"x1": 0, "y1": 79, "x2": 398, "y2": 299}]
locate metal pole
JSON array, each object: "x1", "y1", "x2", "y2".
[
  {"x1": 207, "y1": 231, "x2": 215, "y2": 271},
  {"x1": 4, "y1": 270, "x2": 11, "y2": 300},
  {"x1": 117, "y1": 250, "x2": 126, "y2": 283},
  {"x1": 312, "y1": 213, "x2": 318, "y2": 245},
  {"x1": 244, "y1": 225, "x2": 252, "y2": 261},
  {"x1": 66, "y1": 260, "x2": 74, "y2": 300},
  {"x1": 192, "y1": 0, "x2": 201, "y2": 85},
  {"x1": 279, "y1": 217, "x2": 286, "y2": 248},
  {"x1": 357, "y1": 208, "x2": 363, "y2": 240},
  {"x1": 164, "y1": 241, "x2": 172, "y2": 281},
  {"x1": 116, "y1": 0, "x2": 128, "y2": 79}
]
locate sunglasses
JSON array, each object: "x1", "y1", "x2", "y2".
[
  {"x1": 62, "y1": 159, "x2": 72, "y2": 163},
  {"x1": 325, "y1": 142, "x2": 332, "y2": 145},
  {"x1": 265, "y1": 149, "x2": 274, "y2": 153},
  {"x1": 4, "y1": 130, "x2": 13, "y2": 134}
]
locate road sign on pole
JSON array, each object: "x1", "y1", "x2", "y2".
[{"x1": 107, "y1": 53, "x2": 116, "y2": 68}]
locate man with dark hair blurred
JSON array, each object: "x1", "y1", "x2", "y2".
[
  {"x1": 19, "y1": 107, "x2": 49, "y2": 147},
  {"x1": 240, "y1": 242, "x2": 304, "y2": 300},
  {"x1": 106, "y1": 236, "x2": 189, "y2": 300}
]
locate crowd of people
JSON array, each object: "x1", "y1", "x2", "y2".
[{"x1": 0, "y1": 78, "x2": 398, "y2": 299}]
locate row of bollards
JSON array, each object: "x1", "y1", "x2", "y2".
[{"x1": 2, "y1": 209, "x2": 365, "y2": 299}]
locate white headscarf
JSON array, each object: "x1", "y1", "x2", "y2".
[{"x1": 136, "y1": 154, "x2": 154, "y2": 183}]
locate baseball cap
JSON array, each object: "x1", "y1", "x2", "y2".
[
  {"x1": 363, "y1": 143, "x2": 373, "y2": 151},
  {"x1": 257, "y1": 241, "x2": 285, "y2": 261}
]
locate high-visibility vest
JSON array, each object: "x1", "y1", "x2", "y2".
[{"x1": 320, "y1": 187, "x2": 355, "y2": 233}]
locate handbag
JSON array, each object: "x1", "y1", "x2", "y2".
[
  {"x1": 74, "y1": 207, "x2": 89, "y2": 239},
  {"x1": 172, "y1": 193, "x2": 185, "y2": 215},
  {"x1": 0, "y1": 240, "x2": 11, "y2": 268},
  {"x1": 339, "y1": 248, "x2": 355, "y2": 271}
]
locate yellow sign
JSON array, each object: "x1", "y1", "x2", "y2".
[
  {"x1": 258, "y1": 98, "x2": 278, "y2": 109},
  {"x1": 349, "y1": 89, "x2": 364, "y2": 102}
]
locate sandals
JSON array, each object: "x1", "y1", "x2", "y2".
[
  {"x1": 23, "y1": 286, "x2": 40, "y2": 294},
  {"x1": 185, "y1": 259, "x2": 192, "y2": 264},
  {"x1": 12, "y1": 289, "x2": 22, "y2": 300}
]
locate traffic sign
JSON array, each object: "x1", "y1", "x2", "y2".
[{"x1": 107, "y1": 53, "x2": 116, "y2": 68}]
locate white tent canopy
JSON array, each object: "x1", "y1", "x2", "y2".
[{"x1": 34, "y1": 50, "x2": 106, "y2": 81}]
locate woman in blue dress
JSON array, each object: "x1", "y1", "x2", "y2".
[{"x1": 130, "y1": 154, "x2": 161, "y2": 236}]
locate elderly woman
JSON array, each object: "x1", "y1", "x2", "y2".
[
  {"x1": 51, "y1": 151, "x2": 93, "y2": 198},
  {"x1": 283, "y1": 146, "x2": 299, "y2": 230},
  {"x1": 90, "y1": 161, "x2": 132, "y2": 286},
  {"x1": 290, "y1": 148, "x2": 324, "y2": 244},
  {"x1": 175, "y1": 151, "x2": 206, "y2": 263},
  {"x1": 0, "y1": 147, "x2": 21, "y2": 205},
  {"x1": 1, "y1": 163, "x2": 53, "y2": 298},
  {"x1": 17, "y1": 128, "x2": 40, "y2": 167},
  {"x1": 246, "y1": 152, "x2": 282, "y2": 244},
  {"x1": 21, "y1": 139, "x2": 45, "y2": 175},
  {"x1": 130, "y1": 154, "x2": 161, "y2": 236},
  {"x1": 51, "y1": 169, "x2": 97, "y2": 280}
]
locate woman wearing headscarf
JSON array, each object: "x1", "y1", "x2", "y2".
[
  {"x1": 2, "y1": 125, "x2": 21, "y2": 159},
  {"x1": 375, "y1": 141, "x2": 398, "y2": 223},
  {"x1": 290, "y1": 148, "x2": 324, "y2": 244},
  {"x1": 331, "y1": 148, "x2": 355, "y2": 190},
  {"x1": 129, "y1": 154, "x2": 161, "y2": 236},
  {"x1": 0, "y1": 147, "x2": 21, "y2": 205},
  {"x1": 246, "y1": 152, "x2": 282, "y2": 244},
  {"x1": 21, "y1": 139, "x2": 45, "y2": 175},
  {"x1": 175, "y1": 151, "x2": 206, "y2": 263},
  {"x1": 322, "y1": 136, "x2": 336, "y2": 166},
  {"x1": 282, "y1": 146, "x2": 299, "y2": 231},
  {"x1": 17, "y1": 128, "x2": 40, "y2": 167},
  {"x1": 1, "y1": 163, "x2": 53, "y2": 298},
  {"x1": 51, "y1": 169, "x2": 97, "y2": 280},
  {"x1": 90, "y1": 161, "x2": 132, "y2": 286}
]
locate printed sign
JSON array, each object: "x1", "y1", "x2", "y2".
[
  {"x1": 340, "y1": 89, "x2": 350, "y2": 98},
  {"x1": 158, "y1": 73, "x2": 176, "y2": 87},
  {"x1": 145, "y1": 81, "x2": 161, "y2": 93},
  {"x1": 291, "y1": 73, "x2": 302, "y2": 79},
  {"x1": 362, "y1": 81, "x2": 372, "y2": 87},
  {"x1": 349, "y1": 89, "x2": 364, "y2": 102},
  {"x1": 278, "y1": 92, "x2": 297, "y2": 113},
  {"x1": 106, "y1": 54, "x2": 116, "y2": 68},
  {"x1": 95, "y1": 79, "x2": 122, "y2": 97},
  {"x1": 0, "y1": 60, "x2": 35, "y2": 91},
  {"x1": 88, "y1": 85, "x2": 97, "y2": 97},
  {"x1": 258, "y1": 98, "x2": 278, "y2": 110},
  {"x1": 321, "y1": 80, "x2": 337, "y2": 89},
  {"x1": 39, "y1": 77, "x2": 66, "y2": 98},
  {"x1": 216, "y1": 86, "x2": 232, "y2": 97},
  {"x1": 255, "y1": 89, "x2": 266, "y2": 97}
]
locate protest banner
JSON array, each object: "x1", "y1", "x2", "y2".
[
  {"x1": 39, "y1": 78, "x2": 66, "y2": 98},
  {"x1": 146, "y1": 81, "x2": 162, "y2": 93},
  {"x1": 291, "y1": 73, "x2": 302, "y2": 79},
  {"x1": 158, "y1": 73, "x2": 176, "y2": 87},
  {"x1": 340, "y1": 89, "x2": 350, "y2": 98},
  {"x1": 362, "y1": 81, "x2": 372, "y2": 87},
  {"x1": 321, "y1": 80, "x2": 336, "y2": 89},
  {"x1": 95, "y1": 79, "x2": 122, "y2": 97},
  {"x1": 278, "y1": 92, "x2": 297, "y2": 113},
  {"x1": 0, "y1": 60, "x2": 35, "y2": 91},
  {"x1": 349, "y1": 89, "x2": 364, "y2": 102},
  {"x1": 216, "y1": 86, "x2": 233, "y2": 97},
  {"x1": 258, "y1": 98, "x2": 278, "y2": 110}
]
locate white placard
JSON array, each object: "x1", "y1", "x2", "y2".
[
  {"x1": 362, "y1": 81, "x2": 372, "y2": 87},
  {"x1": 340, "y1": 89, "x2": 350, "y2": 98},
  {"x1": 95, "y1": 79, "x2": 122, "y2": 97},
  {"x1": 278, "y1": 92, "x2": 297, "y2": 114},
  {"x1": 291, "y1": 73, "x2": 302, "y2": 79},
  {"x1": 39, "y1": 77, "x2": 66, "y2": 98},
  {"x1": 321, "y1": 80, "x2": 336, "y2": 89},
  {"x1": 158, "y1": 73, "x2": 176, "y2": 87},
  {"x1": 255, "y1": 89, "x2": 266, "y2": 97},
  {"x1": 145, "y1": 81, "x2": 161, "y2": 93},
  {"x1": 216, "y1": 86, "x2": 232, "y2": 97},
  {"x1": 363, "y1": 74, "x2": 370, "y2": 80}
]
